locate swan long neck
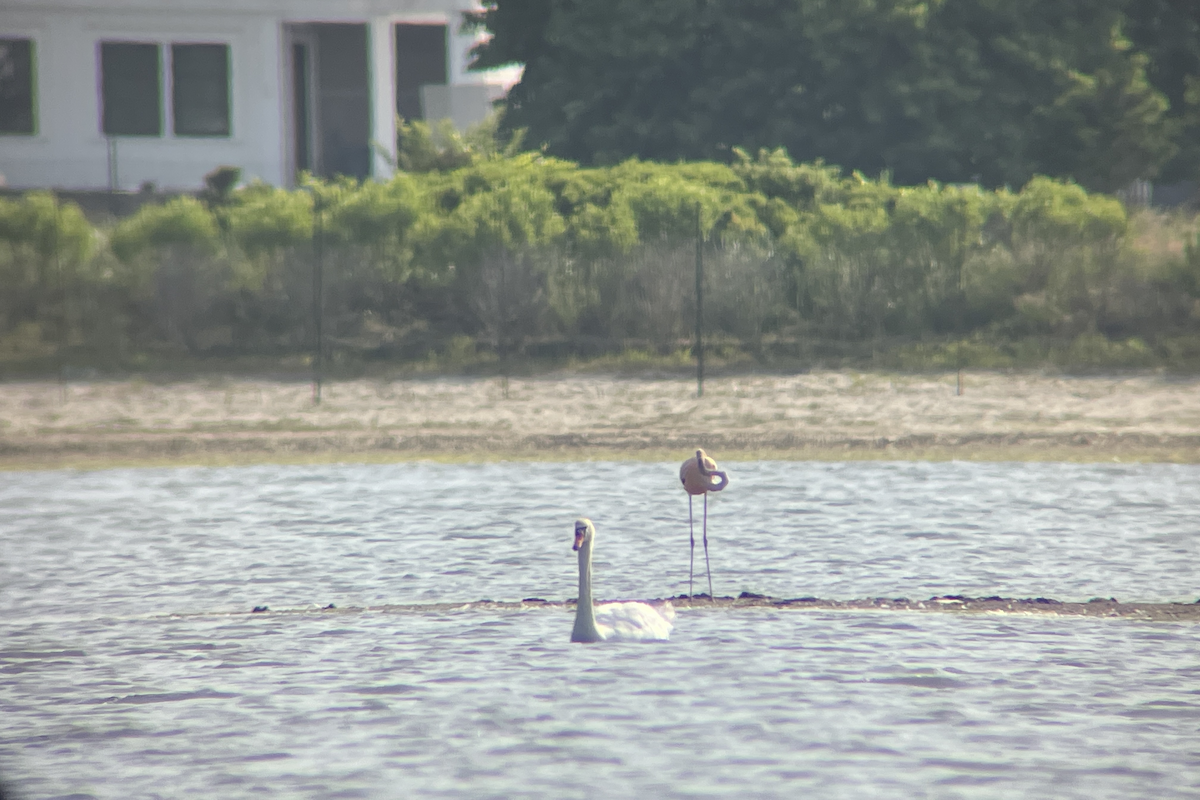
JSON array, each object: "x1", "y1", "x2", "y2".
[{"x1": 571, "y1": 533, "x2": 603, "y2": 643}]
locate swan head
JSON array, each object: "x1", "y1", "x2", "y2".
[{"x1": 573, "y1": 518, "x2": 595, "y2": 552}]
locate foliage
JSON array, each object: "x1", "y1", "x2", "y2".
[
  {"x1": 1123, "y1": 0, "x2": 1200, "y2": 184},
  {"x1": 227, "y1": 183, "x2": 312, "y2": 256},
  {"x1": 1, "y1": 146, "x2": 1199, "y2": 370},
  {"x1": 395, "y1": 114, "x2": 525, "y2": 173},
  {"x1": 469, "y1": 0, "x2": 1186, "y2": 191},
  {"x1": 0, "y1": 193, "x2": 98, "y2": 361},
  {"x1": 0, "y1": 191, "x2": 95, "y2": 272},
  {"x1": 110, "y1": 197, "x2": 220, "y2": 263}
]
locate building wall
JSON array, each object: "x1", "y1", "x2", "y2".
[
  {"x1": 0, "y1": 6, "x2": 287, "y2": 191},
  {"x1": 422, "y1": 84, "x2": 505, "y2": 132},
  {"x1": 0, "y1": 0, "x2": 497, "y2": 192}
]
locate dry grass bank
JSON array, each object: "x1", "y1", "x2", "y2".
[{"x1": 2, "y1": 370, "x2": 1199, "y2": 469}]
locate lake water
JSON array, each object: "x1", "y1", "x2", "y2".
[{"x1": 1, "y1": 460, "x2": 1198, "y2": 798}]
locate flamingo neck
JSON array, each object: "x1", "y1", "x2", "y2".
[{"x1": 571, "y1": 539, "x2": 603, "y2": 643}]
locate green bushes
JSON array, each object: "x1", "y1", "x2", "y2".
[
  {"x1": 0, "y1": 192, "x2": 98, "y2": 360},
  {"x1": 110, "y1": 197, "x2": 220, "y2": 262},
  {"x1": 1, "y1": 147, "x2": 1198, "y2": 372}
]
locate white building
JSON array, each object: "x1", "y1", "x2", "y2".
[{"x1": 0, "y1": 0, "x2": 512, "y2": 191}]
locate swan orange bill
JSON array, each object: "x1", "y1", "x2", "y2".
[{"x1": 679, "y1": 449, "x2": 729, "y2": 600}]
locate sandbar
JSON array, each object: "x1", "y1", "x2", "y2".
[{"x1": 2, "y1": 370, "x2": 1199, "y2": 469}]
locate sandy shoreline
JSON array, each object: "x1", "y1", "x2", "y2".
[{"x1": 3, "y1": 370, "x2": 1200, "y2": 468}]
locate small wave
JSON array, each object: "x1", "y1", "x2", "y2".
[
  {"x1": 873, "y1": 675, "x2": 965, "y2": 689},
  {"x1": 98, "y1": 689, "x2": 237, "y2": 705},
  {"x1": 348, "y1": 684, "x2": 425, "y2": 695}
]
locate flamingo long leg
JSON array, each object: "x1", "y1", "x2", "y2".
[
  {"x1": 703, "y1": 493, "x2": 713, "y2": 599},
  {"x1": 688, "y1": 495, "x2": 695, "y2": 598}
]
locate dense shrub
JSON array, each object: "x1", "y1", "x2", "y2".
[{"x1": 2, "y1": 145, "x2": 1198, "y2": 371}]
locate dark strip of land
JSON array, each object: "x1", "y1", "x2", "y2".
[
  {"x1": 5, "y1": 429, "x2": 1200, "y2": 469},
  {"x1": 174, "y1": 593, "x2": 1200, "y2": 623}
]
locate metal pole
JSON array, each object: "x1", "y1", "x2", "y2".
[
  {"x1": 312, "y1": 194, "x2": 323, "y2": 405},
  {"x1": 53, "y1": 193, "x2": 66, "y2": 403},
  {"x1": 106, "y1": 137, "x2": 119, "y2": 216},
  {"x1": 956, "y1": 241, "x2": 964, "y2": 397},
  {"x1": 695, "y1": 203, "x2": 704, "y2": 399},
  {"x1": 500, "y1": 249, "x2": 509, "y2": 399},
  {"x1": 106, "y1": 137, "x2": 115, "y2": 191}
]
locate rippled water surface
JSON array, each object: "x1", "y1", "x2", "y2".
[{"x1": 2, "y1": 460, "x2": 1198, "y2": 798}]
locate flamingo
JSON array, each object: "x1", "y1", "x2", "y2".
[
  {"x1": 570, "y1": 518, "x2": 674, "y2": 643},
  {"x1": 679, "y1": 448, "x2": 729, "y2": 598}
]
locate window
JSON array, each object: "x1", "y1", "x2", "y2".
[
  {"x1": 172, "y1": 43, "x2": 230, "y2": 136},
  {"x1": 99, "y1": 40, "x2": 233, "y2": 139},
  {"x1": 0, "y1": 38, "x2": 35, "y2": 134},
  {"x1": 101, "y1": 42, "x2": 161, "y2": 136}
]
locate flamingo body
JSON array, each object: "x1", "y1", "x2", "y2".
[
  {"x1": 680, "y1": 453, "x2": 717, "y2": 494},
  {"x1": 679, "y1": 449, "x2": 729, "y2": 598},
  {"x1": 680, "y1": 449, "x2": 729, "y2": 495}
]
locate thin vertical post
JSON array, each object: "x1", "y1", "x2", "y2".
[
  {"x1": 106, "y1": 137, "x2": 119, "y2": 216},
  {"x1": 499, "y1": 250, "x2": 510, "y2": 399},
  {"x1": 106, "y1": 137, "x2": 116, "y2": 191},
  {"x1": 955, "y1": 244, "x2": 964, "y2": 397},
  {"x1": 53, "y1": 193, "x2": 66, "y2": 403},
  {"x1": 312, "y1": 194, "x2": 324, "y2": 405},
  {"x1": 695, "y1": 203, "x2": 704, "y2": 399}
]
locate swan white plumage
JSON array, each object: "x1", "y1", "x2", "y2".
[{"x1": 570, "y1": 518, "x2": 674, "y2": 644}]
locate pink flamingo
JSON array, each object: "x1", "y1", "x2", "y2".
[{"x1": 679, "y1": 448, "x2": 729, "y2": 598}]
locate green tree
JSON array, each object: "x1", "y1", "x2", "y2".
[
  {"x1": 1122, "y1": 0, "x2": 1200, "y2": 184},
  {"x1": 469, "y1": 0, "x2": 1177, "y2": 190}
]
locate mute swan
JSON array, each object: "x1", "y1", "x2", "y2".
[
  {"x1": 570, "y1": 518, "x2": 674, "y2": 643},
  {"x1": 679, "y1": 448, "x2": 729, "y2": 598}
]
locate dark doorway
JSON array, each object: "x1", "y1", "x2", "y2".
[
  {"x1": 315, "y1": 24, "x2": 370, "y2": 179},
  {"x1": 395, "y1": 24, "x2": 447, "y2": 122},
  {"x1": 292, "y1": 42, "x2": 311, "y2": 174}
]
